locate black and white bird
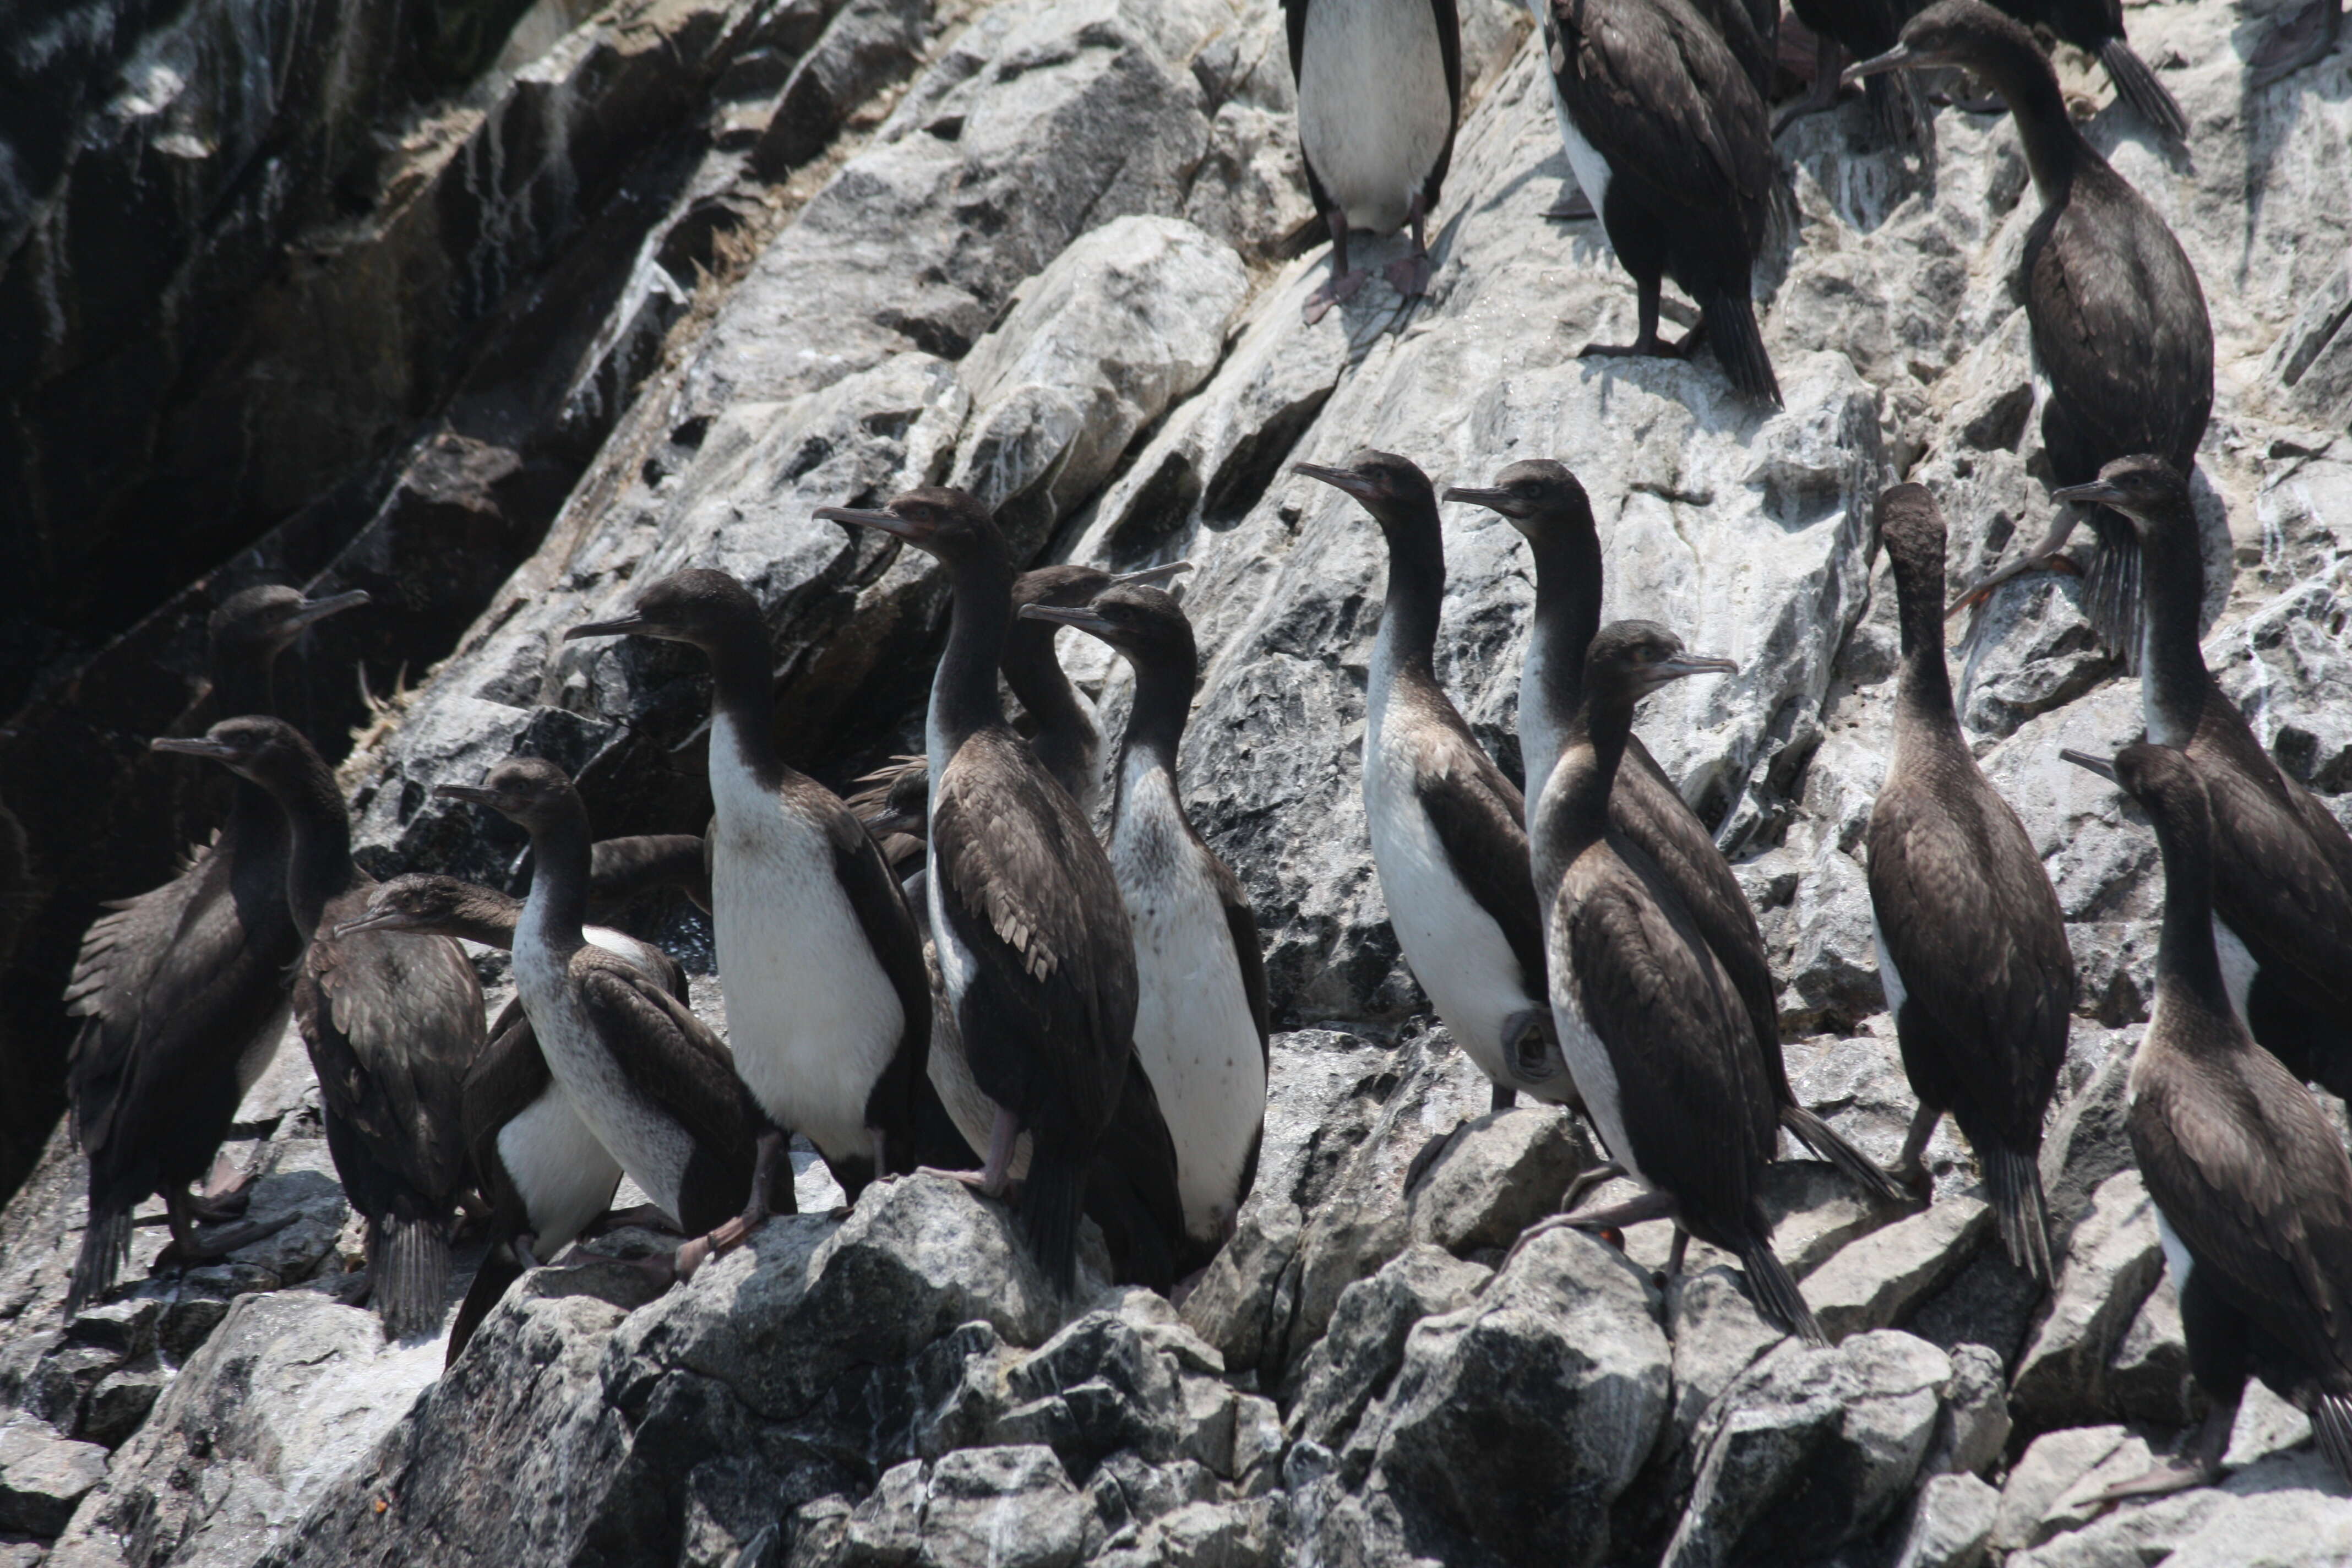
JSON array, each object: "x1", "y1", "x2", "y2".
[
  {"x1": 1285, "y1": 0, "x2": 1462, "y2": 320},
  {"x1": 1864, "y1": 486, "x2": 2075, "y2": 1281},
  {"x1": 1534, "y1": 0, "x2": 1783, "y2": 405},
  {"x1": 1295, "y1": 452, "x2": 1568, "y2": 1116},
  {"x1": 332, "y1": 872, "x2": 684, "y2": 1365},
  {"x1": 437, "y1": 760, "x2": 786, "y2": 1284},
  {"x1": 2054, "y1": 456, "x2": 2352, "y2": 1102},
  {"x1": 1850, "y1": 1, "x2": 2211, "y2": 661},
  {"x1": 568, "y1": 569, "x2": 929, "y2": 1202},
  {"x1": 1520, "y1": 622, "x2": 1823, "y2": 1342},
  {"x1": 816, "y1": 488, "x2": 1150, "y2": 1292},
  {"x1": 1019, "y1": 585, "x2": 1270, "y2": 1264},
  {"x1": 156, "y1": 717, "x2": 482, "y2": 1339},
  {"x1": 64, "y1": 585, "x2": 368, "y2": 1311},
  {"x1": 1448, "y1": 461, "x2": 1905, "y2": 1204},
  {"x1": 2061, "y1": 743, "x2": 2352, "y2": 1498}
]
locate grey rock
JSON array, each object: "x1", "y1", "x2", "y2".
[
  {"x1": 0, "y1": 1413, "x2": 108, "y2": 1537},
  {"x1": 1402, "y1": 1107, "x2": 1594, "y2": 1255},
  {"x1": 1663, "y1": 1266, "x2": 1787, "y2": 1464},
  {"x1": 1801, "y1": 1195, "x2": 1990, "y2": 1341},
  {"x1": 1179, "y1": 1200, "x2": 1301, "y2": 1381},
  {"x1": 1284, "y1": 1244, "x2": 1489, "y2": 1452},
  {"x1": 2224, "y1": 1380, "x2": 2314, "y2": 1471},
  {"x1": 2104, "y1": 1273, "x2": 2196, "y2": 1427},
  {"x1": 1890, "y1": 1472, "x2": 1999, "y2": 1568},
  {"x1": 1758, "y1": 1159, "x2": 1908, "y2": 1280},
  {"x1": 1990, "y1": 1424, "x2": 2154, "y2": 1554},
  {"x1": 78, "y1": 1359, "x2": 168, "y2": 1450},
  {"x1": 1356, "y1": 1226, "x2": 1670, "y2": 1568},
  {"x1": 752, "y1": 0, "x2": 933, "y2": 177},
  {"x1": 1664, "y1": 1331, "x2": 1953, "y2": 1568},
  {"x1": 1921, "y1": 1342, "x2": 2010, "y2": 1479},
  {"x1": 2011, "y1": 1169, "x2": 2164, "y2": 1433}
]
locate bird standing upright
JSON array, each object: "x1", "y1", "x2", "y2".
[
  {"x1": 816, "y1": 488, "x2": 1142, "y2": 1292},
  {"x1": 1286, "y1": 0, "x2": 1462, "y2": 320},
  {"x1": 1983, "y1": 0, "x2": 2188, "y2": 141},
  {"x1": 1864, "y1": 486, "x2": 2075, "y2": 1280}
]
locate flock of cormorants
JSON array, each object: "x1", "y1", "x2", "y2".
[{"x1": 51, "y1": 0, "x2": 2350, "y2": 1514}]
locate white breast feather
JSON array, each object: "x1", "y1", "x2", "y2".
[
  {"x1": 1297, "y1": 0, "x2": 1455, "y2": 234},
  {"x1": 1549, "y1": 888, "x2": 1643, "y2": 1186},
  {"x1": 710, "y1": 715, "x2": 905, "y2": 1166},
  {"x1": 2211, "y1": 917, "x2": 2257, "y2": 1025},
  {"x1": 1873, "y1": 910, "x2": 1910, "y2": 1020},
  {"x1": 1113, "y1": 758, "x2": 1268, "y2": 1244},
  {"x1": 498, "y1": 1090, "x2": 622, "y2": 1258},
  {"x1": 1536, "y1": 6, "x2": 1613, "y2": 221}
]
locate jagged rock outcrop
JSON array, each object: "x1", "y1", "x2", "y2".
[{"x1": 2, "y1": 0, "x2": 2350, "y2": 1562}]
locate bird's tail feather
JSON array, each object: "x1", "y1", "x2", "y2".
[
  {"x1": 1742, "y1": 1233, "x2": 1827, "y2": 1346},
  {"x1": 1270, "y1": 209, "x2": 1330, "y2": 262},
  {"x1": 2099, "y1": 40, "x2": 2190, "y2": 142},
  {"x1": 1985, "y1": 1142, "x2": 2056, "y2": 1285},
  {"x1": 373, "y1": 1215, "x2": 452, "y2": 1341},
  {"x1": 1864, "y1": 70, "x2": 1933, "y2": 153},
  {"x1": 1017, "y1": 1140, "x2": 1090, "y2": 1296},
  {"x1": 2086, "y1": 525, "x2": 2145, "y2": 671},
  {"x1": 2314, "y1": 1393, "x2": 2352, "y2": 1489},
  {"x1": 446, "y1": 1243, "x2": 526, "y2": 1369},
  {"x1": 68, "y1": 1206, "x2": 133, "y2": 1316},
  {"x1": 1701, "y1": 290, "x2": 1782, "y2": 409},
  {"x1": 1781, "y1": 1104, "x2": 1910, "y2": 1206}
]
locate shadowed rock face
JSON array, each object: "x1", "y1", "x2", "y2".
[{"x1": 3, "y1": 0, "x2": 2352, "y2": 1561}]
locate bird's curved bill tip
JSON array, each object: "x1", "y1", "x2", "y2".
[
  {"x1": 1843, "y1": 44, "x2": 1913, "y2": 84},
  {"x1": 290, "y1": 589, "x2": 372, "y2": 626},
  {"x1": 1016, "y1": 603, "x2": 1108, "y2": 633},
  {"x1": 1442, "y1": 486, "x2": 1511, "y2": 508},
  {"x1": 433, "y1": 783, "x2": 496, "y2": 805},
  {"x1": 1663, "y1": 654, "x2": 1738, "y2": 678},
  {"x1": 1292, "y1": 462, "x2": 1373, "y2": 497},
  {"x1": 564, "y1": 616, "x2": 649, "y2": 642},
  {"x1": 1108, "y1": 560, "x2": 1191, "y2": 587},
  {"x1": 815, "y1": 505, "x2": 916, "y2": 538},
  {"x1": 2059, "y1": 748, "x2": 2117, "y2": 780},
  {"x1": 2050, "y1": 481, "x2": 2123, "y2": 508},
  {"x1": 149, "y1": 737, "x2": 232, "y2": 760},
  {"x1": 331, "y1": 911, "x2": 405, "y2": 939}
]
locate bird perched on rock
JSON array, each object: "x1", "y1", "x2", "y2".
[
  {"x1": 1286, "y1": 0, "x2": 1462, "y2": 320},
  {"x1": 1019, "y1": 584, "x2": 1270, "y2": 1267},
  {"x1": 2055, "y1": 455, "x2": 2352, "y2": 1103},
  {"x1": 1850, "y1": 0, "x2": 2211, "y2": 661},
  {"x1": 157, "y1": 717, "x2": 481, "y2": 1339},
  {"x1": 438, "y1": 760, "x2": 787, "y2": 1284},
  {"x1": 1774, "y1": 0, "x2": 1933, "y2": 148},
  {"x1": 1864, "y1": 486, "x2": 2074, "y2": 1280},
  {"x1": 817, "y1": 488, "x2": 1148, "y2": 1292},
  {"x1": 1983, "y1": 0, "x2": 2188, "y2": 141},
  {"x1": 568, "y1": 568, "x2": 929, "y2": 1203},
  {"x1": 1517, "y1": 621, "x2": 1823, "y2": 1342},
  {"x1": 2062, "y1": 743, "x2": 2352, "y2": 1498},
  {"x1": 64, "y1": 585, "x2": 368, "y2": 1312},
  {"x1": 1534, "y1": 0, "x2": 1784, "y2": 405}
]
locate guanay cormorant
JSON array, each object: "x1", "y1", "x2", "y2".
[
  {"x1": 1536, "y1": 0, "x2": 1784, "y2": 405},
  {"x1": 1864, "y1": 485, "x2": 2075, "y2": 1281},
  {"x1": 157, "y1": 717, "x2": 482, "y2": 1338},
  {"x1": 568, "y1": 569, "x2": 929, "y2": 1201},
  {"x1": 1449, "y1": 461, "x2": 1905, "y2": 1202},
  {"x1": 816, "y1": 488, "x2": 1146, "y2": 1292},
  {"x1": 1850, "y1": 0, "x2": 2211, "y2": 661},
  {"x1": 438, "y1": 760, "x2": 787, "y2": 1283},
  {"x1": 1286, "y1": 0, "x2": 1462, "y2": 319},
  {"x1": 1520, "y1": 622, "x2": 1821, "y2": 1341},
  {"x1": 334, "y1": 872, "x2": 685, "y2": 1364},
  {"x1": 1295, "y1": 453, "x2": 1569, "y2": 1117},
  {"x1": 2061, "y1": 744, "x2": 2352, "y2": 1496},
  {"x1": 1019, "y1": 585, "x2": 1271, "y2": 1261},
  {"x1": 2056, "y1": 455, "x2": 2352, "y2": 1102},
  {"x1": 64, "y1": 586, "x2": 368, "y2": 1311}
]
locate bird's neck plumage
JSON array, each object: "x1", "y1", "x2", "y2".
[
  {"x1": 437, "y1": 889, "x2": 525, "y2": 950},
  {"x1": 702, "y1": 607, "x2": 784, "y2": 785},
  {"x1": 521, "y1": 809, "x2": 594, "y2": 957},
  {"x1": 1533, "y1": 679, "x2": 1632, "y2": 894},
  {"x1": 211, "y1": 643, "x2": 288, "y2": 850},
  {"x1": 1006, "y1": 621, "x2": 1097, "y2": 776},
  {"x1": 2148, "y1": 793, "x2": 2233, "y2": 1025},
  {"x1": 1520, "y1": 520, "x2": 1602, "y2": 806},
  {"x1": 1973, "y1": 37, "x2": 2087, "y2": 206},
  {"x1": 272, "y1": 754, "x2": 355, "y2": 938},
  {"x1": 1891, "y1": 545, "x2": 1962, "y2": 748},
  {"x1": 1371, "y1": 506, "x2": 1447, "y2": 716},
  {"x1": 1111, "y1": 656, "x2": 1193, "y2": 832},
  {"x1": 930, "y1": 552, "x2": 1018, "y2": 773},
  {"x1": 2135, "y1": 505, "x2": 2212, "y2": 749}
]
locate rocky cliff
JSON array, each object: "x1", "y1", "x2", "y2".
[{"x1": 2, "y1": 0, "x2": 2350, "y2": 1563}]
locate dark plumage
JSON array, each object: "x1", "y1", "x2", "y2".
[
  {"x1": 1984, "y1": 0, "x2": 2188, "y2": 140},
  {"x1": 2060, "y1": 744, "x2": 2352, "y2": 1496},
  {"x1": 437, "y1": 760, "x2": 787, "y2": 1284},
  {"x1": 63, "y1": 585, "x2": 368, "y2": 1314},
  {"x1": 2246, "y1": 0, "x2": 2340, "y2": 85},
  {"x1": 818, "y1": 488, "x2": 1150, "y2": 1292},
  {"x1": 1449, "y1": 461, "x2": 1905, "y2": 1204},
  {"x1": 2057, "y1": 456, "x2": 2352, "y2": 1103},
  {"x1": 155, "y1": 717, "x2": 481, "y2": 1340},
  {"x1": 1851, "y1": 1, "x2": 2211, "y2": 661},
  {"x1": 1775, "y1": 0, "x2": 1932, "y2": 148},
  {"x1": 1285, "y1": 0, "x2": 1462, "y2": 318},
  {"x1": 1537, "y1": 0, "x2": 1783, "y2": 405},
  {"x1": 1864, "y1": 486, "x2": 2075, "y2": 1281},
  {"x1": 587, "y1": 834, "x2": 712, "y2": 915},
  {"x1": 1523, "y1": 622, "x2": 1822, "y2": 1342}
]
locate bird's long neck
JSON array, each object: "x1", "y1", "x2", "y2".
[
  {"x1": 1891, "y1": 546, "x2": 1962, "y2": 747},
  {"x1": 703, "y1": 607, "x2": 784, "y2": 784},
  {"x1": 930, "y1": 552, "x2": 1017, "y2": 771},
  {"x1": 2149, "y1": 796, "x2": 2231, "y2": 1022},
  {"x1": 435, "y1": 888, "x2": 525, "y2": 950},
  {"x1": 2135, "y1": 504, "x2": 2213, "y2": 749},
  {"x1": 1520, "y1": 520, "x2": 1603, "y2": 805},
  {"x1": 1006, "y1": 623, "x2": 1098, "y2": 803},
  {"x1": 1973, "y1": 36, "x2": 2086, "y2": 205},
  {"x1": 522, "y1": 807, "x2": 594, "y2": 956},
  {"x1": 211, "y1": 643, "x2": 286, "y2": 849},
  {"x1": 1111, "y1": 655, "x2": 1193, "y2": 832},
  {"x1": 273, "y1": 756, "x2": 355, "y2": 938},
  {"x1": 1532, "y1": 680, "x2": 1632, "y2": 896},
  {"x1": 1373, "y1": 508, "x2": 1447, "y2": 707}
]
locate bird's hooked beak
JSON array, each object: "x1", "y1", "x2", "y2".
[
  {"x1": 433, "y1": 783, "x2": 503, "y2": 808},
  {"x1": 2059, "y1": 748, "x2": 2119, "y2": 782},
  {"x1": 331, "y1": 907, "x2": 420, "y2": 940},
  {"x1": 1843, "y1": 43, "x2": 1918, "y2": 84},
  {"x1": 285, "y1": 589, "x2": 372, "y2": 630},
  {"x1": 1016, "y1": 603, "x2": 1115, "y2": 637},
  {"x1": 150, "y1": 736, "x2": 241, "y2": 763},
  {"x1": 1658, "y1": 653, "x2": 1739, "y2": 680},
  {"x1": 861, "y1": 807, "x2": 925, "y2": 840},
  {"x1": 815, "y1": 504, "x2": 933, "y2": 543},
  {"x1": 1292, "y1": 462, "x2": 1380, "y2": 503},
  {"x1": 2050, "y1": 478, "x2": 2128, "y2": 509},
  {"x1": 564, "y1": 612, "x2": 655, "y2": 643},
  {"x1": 1441, "y1": 484, "x2": 1520, "y2": 516},
  {"x1": 1109, "y1": 560, "x2": 1191, "y2": 587}
]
